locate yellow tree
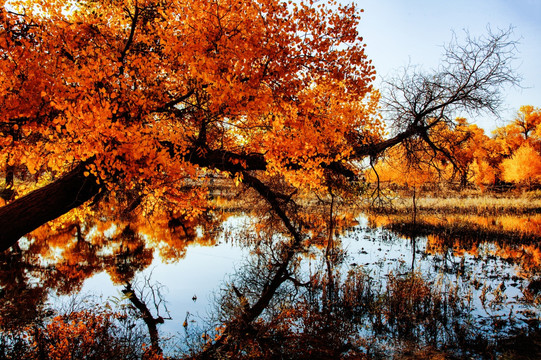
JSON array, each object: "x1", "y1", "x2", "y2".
[
  {"x1": 369, "y1": 118, "x2": 494, "y2": 189},
  {"x1": 494, "y1": 105, "x2": 541, "y2": 155},
  {"x1": 501, "y1": 143, "x2": 541, "y2": 189},
  {"x1": 436, "y1": 118, "x2": 503, "y2": 188},
  {"x1": 367, "y1": 144, "x2": 441, "y2": 188}
]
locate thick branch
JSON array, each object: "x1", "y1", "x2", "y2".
[
  {"x1": 119, "y1": 5, "x2": 139, "y2": 63},
  {"x1": 152, "y1": 89, "x2": 195, "y2": 113},
  {"x1": 0, "y1": 162, "x2": 101, "y2": 252},
  {"x1": 354, "y1": 126, "x2": 420, "y2": 157}
]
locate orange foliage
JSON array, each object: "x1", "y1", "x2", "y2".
[
  {"x1": 501, "y1": 144, "x2": 541, "y2": 186},
  {"x1": 41, "y1": 311, "x2": 115, "y2": 359},
  {"x1": 494, "y1": 105, "x2": 541, "y2": 155},
  {"x1": 366, "y1": 145, "x2": 441, "y2": 187},
  {"x1": 10, "y1": 309, "x2": 164, "y2": 360},
  {"x1": 0, "y1": 0, "x2": 380, "y2": 211},
  {"x1": 367, "y1": 110, "x2": 541, "y2": 189}
]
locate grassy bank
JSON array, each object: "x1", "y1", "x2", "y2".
[{"x1": 368, "y1": 190, "x2": 541, "y2": 216}]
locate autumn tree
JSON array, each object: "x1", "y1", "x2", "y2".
[
  {"x1": 368, "y1": 117, "x2": 505, "y2": 192},
  {"x1": 367, "y1": 144, "x2": 441, "y2": 189},
  {"x1": 494, "y1": 105, "x2": 541, "y2": 155},
  {"x1": 0, "y1": 0, "x2": 519, "y2": 252},
  {"x1": 487, "y1": 105, "x2": 541, "y2": 188},
  {"x1": 426, "y1": 118, "x2": 504, "y2": 188},
  {"x1": 0, "y1": 0, "x2": 381, "y2": 250},
  {"x1": 501, "y1": 143, "x2": 541, "y2": 189}
]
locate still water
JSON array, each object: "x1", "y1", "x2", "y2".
[{"x1": 2, "y1": 210, "x2": 540, "y2": 358}]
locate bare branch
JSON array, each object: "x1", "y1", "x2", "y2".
[
  {"x1": 371, "y1": 27, "x2": 521, "y2": 179},
  {"x1": 381, "y1": 27, "x2": 521, "y2": 135}
]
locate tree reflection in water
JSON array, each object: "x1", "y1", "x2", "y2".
[
  {"x1": 1, "y1": 188, "x2": 541, "y2": 358},
  {"x1": 190, "y1": 214, "x2": 540, "y2": 359}
]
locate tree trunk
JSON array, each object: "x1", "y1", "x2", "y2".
[
  {"x1": 0, "y1": 162, "x2": 101, "y2": 252},
  {"x1": 122, "y1": 283, "x2": 164, "y2": 355}
]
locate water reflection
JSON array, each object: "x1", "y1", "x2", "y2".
[
  {"x1": 1, "y1": 200, "x2": 540, "y2": 358},
  {"x1": 0, "y1": 196, "x2": 230, "y2": 334},
  {"x1": 369, "y1": 212, "x2": 541, "y2": 276}
]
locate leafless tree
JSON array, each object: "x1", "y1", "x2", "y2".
[
  {"x1": 122, "y1": 273, "x2": 171, "y2": 355},
  {"x1": 383, "y1": 27, "x2": 520, "y2": 134},
  {"x1": 368, "y1": 27, "x2": 521, "y2": 187}
]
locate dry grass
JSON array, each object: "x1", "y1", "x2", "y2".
[{"x1": 378, "y1": 192, "x2": 541, "y2": 216}]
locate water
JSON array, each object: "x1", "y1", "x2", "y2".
[{"x1": 1, "y1": 210, "x2": 540, "y2": 358}]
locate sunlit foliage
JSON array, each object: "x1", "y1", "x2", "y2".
[
  {"x1": 0, "y1": 0, "x2": 379, "y2": 201},
  {"x1": 368, "y1": 107, "x2": 541, "y2": 191},
  {"x1": 501, "y1": 144, "x2": 541, "y2": 187}
]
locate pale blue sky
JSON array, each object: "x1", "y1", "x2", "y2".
[{"x1": 355, "y1": 0, "x2": 541, "y2": 132}]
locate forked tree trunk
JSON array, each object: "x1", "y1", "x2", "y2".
[
  {"x1": 0, "y1": 163, "x2": 101, "y2": 252},
  {"x1": 122, "y1": 283, "x2": 164, "y2": 355}
]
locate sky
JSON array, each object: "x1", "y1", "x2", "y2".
[{"x1": 354, "y1": 0, "x2": 541, "y2": 132}]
